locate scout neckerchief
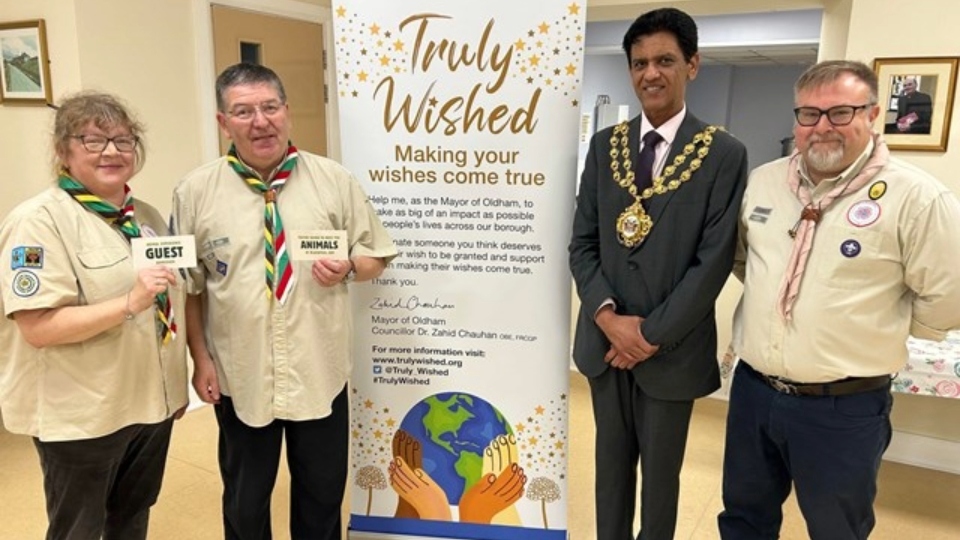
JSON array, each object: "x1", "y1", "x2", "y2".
[
  {"x1": 58, "y1": 172, "x2": 177, "y2": 344},
  {"x1": 226, "y1": 143, "x2": 299, "y2": 305},
  {"x1": 776, "y1": 134, "x2": 889, "y2": 321}
]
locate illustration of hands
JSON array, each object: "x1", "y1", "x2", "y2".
[
  {"x1": 480, "y1": 434, "x2": 524, "y2": 525},
  {"x1": 459, "y1": 461, "x2": 526, "y2": 525},
  {"x1": 388, "y1": 455, "x2": 452, "y2": 521},
  {"x1": 391, "y1": 429, "x2": 423, "y2": 518}
]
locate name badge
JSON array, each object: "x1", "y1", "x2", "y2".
[
  {"x1": 132, "y1": 235, "x2": 197, "y2": 269},
  {"x1": 289, "y1": 230, "x2": 348, "y2": 261}
]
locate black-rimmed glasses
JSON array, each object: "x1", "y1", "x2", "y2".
[
  {"x1": 793, "y1": 104, "x2": 873, "y2": 127},
  {"x1": 72, "y1": 134, "x2": 139, "y2": 153}
]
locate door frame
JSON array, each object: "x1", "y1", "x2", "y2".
[{"x1": 191, "y1": 0, "x2": 339, "y2": 162}]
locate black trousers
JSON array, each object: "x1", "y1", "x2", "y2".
[
  {"x1": 588, "y1": 367, "x2": 695, "y2": 540},
  {"x1": 33, "y1": 418, "x2": 175, "y2": 540},
  {"x1": 214, "y1": 385, "x2": 349, "y2": 540}
]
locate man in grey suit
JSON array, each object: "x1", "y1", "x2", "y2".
[{"x1": 569, "y1": 8, "x2": 748, "y2": 540}]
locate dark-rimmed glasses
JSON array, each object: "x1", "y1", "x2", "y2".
[
  {"x1": 71, "y1": 134, "x2": 139, "y2": 153},
  {"x1": 793, "y1": 104, "x2": 873, "y2": 127}
]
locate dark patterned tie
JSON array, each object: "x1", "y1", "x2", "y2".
[{"x1": 635, "y1": 130, "x2": 663, "y2": 201}]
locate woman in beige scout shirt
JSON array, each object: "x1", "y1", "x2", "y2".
[{"x1": 0, "y1": 92, "x2": 188, "y2": 540}]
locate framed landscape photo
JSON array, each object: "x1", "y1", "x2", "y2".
[
  {"x1": 873, "y1": 56, "x2": 958, "y2": 152},
  {"x1": 0, "y1": 19, "x2": 53, "y2": 105}
]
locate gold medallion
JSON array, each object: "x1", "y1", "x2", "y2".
[
  {"x1": 616, "y1": 203, "x2": 652, "y2": 247},
  {"x1": 609, "y1": 122, "x2": 722, "y2": 247}
]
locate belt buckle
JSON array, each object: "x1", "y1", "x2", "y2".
[{"x1": 768, "y1": 376, "x2": 798, "y2": 395}]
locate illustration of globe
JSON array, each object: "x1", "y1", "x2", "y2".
[{"x1": 399, "y1": 392, "x2": 513, "y2": 505}]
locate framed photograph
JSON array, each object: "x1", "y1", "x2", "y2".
[
  {"x1": 873, "y1": 56, "x2": 958, "y2": 152},
  {"x1": 0, "y1": 19, "x2": 53, "y2": 105}
]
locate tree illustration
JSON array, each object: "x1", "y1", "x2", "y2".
[
  {"x1": 526, "y1": 476, "x2": 561, "y2": 529},
  {"x1": 355, "y1": 465, "x2": 388, "y2": 515}
]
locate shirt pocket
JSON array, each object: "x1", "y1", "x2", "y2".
[
  {"x1": 814, "y1": 226, "x2": 885, "y2": 290},
  {"x1": 76, "y1": 247, "x2": 131, "y2": 302}
]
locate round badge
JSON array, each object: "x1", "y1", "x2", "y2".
[
  {"x1": 869, "y1": 181, "x2": 887, "y2": 200},
  {"x1": 12, "y1": 270, "x2": 40, "y2": 297},
  {"x1": 847, "y1": 200, "x2": 881, "y2": 227},
  {"x1": 840, "y1": 239, "x2": 862, "y2": 258}
]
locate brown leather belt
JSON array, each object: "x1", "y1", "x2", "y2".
[{"x1": 741, "y1": 361, "x2": 891, "y2": 397}]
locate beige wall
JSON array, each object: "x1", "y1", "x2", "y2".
[{"x1": 0, "y1": 0, "x2": 203, "y2": 218}]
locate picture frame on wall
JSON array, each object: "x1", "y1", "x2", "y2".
[
  {"x1": 0, "y1": 19, "x2": 53, "y2": 105},
  {"x1": 873, "y1": 56, "x2": 958, "y2": 152}
]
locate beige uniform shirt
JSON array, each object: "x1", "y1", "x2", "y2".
[
  {"x1": 734, "y1": 141, "x2": 960, "y2": 382},
  {"x1": 172, "y1": 151, "x2": 396, "y2": 427},
  {"x1": 0, "y1": 187, "x2": 188, "y2": 441}
]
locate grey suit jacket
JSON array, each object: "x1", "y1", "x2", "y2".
[{"x1": 569, "y1": 112, "x2": 748, "y2": 401}]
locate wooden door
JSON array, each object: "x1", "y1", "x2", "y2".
[{"x1": 211, "y1": 5, "x2": 327, "y2": 156}]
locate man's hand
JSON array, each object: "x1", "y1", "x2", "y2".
[{"x1": 596, "y1": 306, "x2": 659, "y2": 368}]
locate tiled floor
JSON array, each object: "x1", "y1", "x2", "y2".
[{"x1": 2, "y1": 373, "x2": 959, "y2": 539}]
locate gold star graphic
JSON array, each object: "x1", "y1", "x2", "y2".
[
  {"x1": 364, "y1": 399, "x2": 373, "y2": 409},
  {"x1": 393, "y1": 39, "x2": 404, "y2": 51},
  {"x1": 379, "y1": 55, "x2": 390, "y2": 66},
  {"x1": 336, "y1": 6, "x2": 346, "y2": 18},
  {"x1": 386, "y1": 418, "x2": 396, "y2": 428},
  {"x1": 374, "y1": 430, "x2": 383, "y2": 439},
  {"x1": 565, "y1": 63, "x2": 577, "y2": 75},
  {"x1": 535, "y1": 405, "x2": 545, "y2": 415},
  {"x1": 516, "y1": 422, "x2": 526, "y2": 432},
  {"x1": 538, "y1": 22, "x2": 550, "y2": 34},
  {"x1": 529, "y1": 436, "x2": 539, "y2": 445},
  {"x1": 514, "y1": 39, "x2": 526, "y2": 51},
  {"x1": 529, "y1": 55, "x2": 541, "y2": 67},
  {"x1": 358, "y1": 70, "x2": 369, "y2": 82},
  {"x1": 568, "y1": 2, "x2": 581, "y2": 15},
  {"x1": 370, "y1": 23, "x2": 381, "y2": 35}
]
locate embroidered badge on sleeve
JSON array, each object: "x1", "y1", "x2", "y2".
[
  {"x1": 11, "y1": 247, "x2": 43, "y2": 270},
  {"x1": 12, "y1": 270, "x2": 40, "y2": 297}
]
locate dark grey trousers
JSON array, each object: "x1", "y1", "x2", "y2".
[{"x1": 33, "y1": 418, "x2": 175, "y2": 540}]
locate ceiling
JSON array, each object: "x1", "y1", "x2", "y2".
[{"x1": 699, "y1": 42, "x2": 819, "y2": 66}]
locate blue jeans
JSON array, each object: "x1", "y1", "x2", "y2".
[{"x1": 718, "y1": 361, "x2": 892, "y2": 540}]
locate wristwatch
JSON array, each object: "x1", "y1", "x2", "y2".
[{"x1": 343, "y1": 260, "x2": 356, "y2": 283}]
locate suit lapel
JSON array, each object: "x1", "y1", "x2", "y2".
[{"x1": 644, "y1": 113, "x2": 707, "y2": 228}]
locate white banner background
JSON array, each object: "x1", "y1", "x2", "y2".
[{"x1": 335, "y1": 3, "x2": 584, "y2": 539}]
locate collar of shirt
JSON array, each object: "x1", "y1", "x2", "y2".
[
  {"x1": 640, "y1": 105, "x2": 687, "y2": 175},
  {"x1": 798, "y1": 137, "x2": 875, "y2": 197}
]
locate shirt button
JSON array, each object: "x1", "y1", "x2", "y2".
[{"x1": 627, "y1": 262, "x2": 638, "y2": 270}]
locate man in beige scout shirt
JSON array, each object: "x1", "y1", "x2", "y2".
[
  {"x1": 719, "y1": 60, "x2": 960, "y2": 540},
  {"x1": 172, "y1": 63, "x2": 397, "y2": 540}
]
